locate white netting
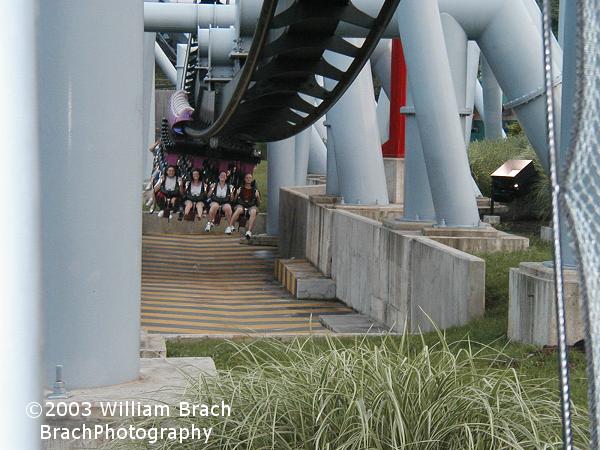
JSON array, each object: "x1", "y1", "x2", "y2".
[{"x1": 563, "y1": 0, "x2": 600, "y2": 444}]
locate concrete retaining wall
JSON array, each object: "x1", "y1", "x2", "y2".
[
  {"x1": 279, "y1": 185, "x2": 326, "y2": 258},
  {"x1": 281, "y1": 187, "x2": 486, "y2": 332}
]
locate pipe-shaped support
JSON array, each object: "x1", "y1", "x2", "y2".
[
  {"x1": 398, "y1": 0, "x2": 479, "y2": 226},
  {"x1": 144, "y1": 3, "x2": 236, "y2": 32}
]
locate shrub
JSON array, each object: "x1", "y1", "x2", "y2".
[
  {"x1": 118, "y1": 335, "x2": 589, "y2": 449},
  {"x1": 468, "y1": 135, "x2": 552, "y2": 221}
]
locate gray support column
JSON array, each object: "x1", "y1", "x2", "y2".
[
  {"x1": 143, "y1": 26, "x2": 156, "y2": 178},
  {"x1": 308, "y1": 126, "x2": 327, "y2": 175},
  {"x1": 398, "y1": 0, "x2": 480, "y2": 226},
  {"x1": 267, "y1": 138, "x2": 295, "y2": 235},
  {"x1": 370, "y1": 39, "x2": 392, "y2": 97},
  {"x1": 376, "y1": 90, "x2": 391, "y2": 143},
  {"x1": 403, "y1": 88, "x2": 436, "y2": 221},
  {"x1": 176, "y1": 43, "x2": 187, "y2": 89},
  {"x1": 324, "y1": 57, "x2": 389, "y2": 205},
  {"x1": 481, "y1": 55, "x2": 504, "y2": 140},
  {"x1": 154, "y1": 42, "x2": 177, "y2": 86},
  {"x1": 294, "y1": 129, "x2": 310, "y2": 185},
  {"x1": 472, "y1": 0, "x2": 562, "y2": 172},
  {"x1": 558, "y1": 0, "x2": 577, "y2": 267},
  {"x1": 1, "y1": 1, "x2": 41, "y2": 447},
  {"x1": 465, "y1": 42, "x2": 480, "y2": 145},
  {"x1": 39, "y1": 0, "x2": 143, "y2": 388},
  {"x1": 325, "y1": 122, "x2": 340, "y2": 196}
]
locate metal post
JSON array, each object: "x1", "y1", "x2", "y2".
[
  {"x1": 294, "y1": 129, "x2": 310, "y2": 186},
  {"x1": 1, "y1": 1, "x2": 42, "y2": 447},
  {"x1": 267, "y1": 137, "x2": 295, "y2": 235},
  {"x1": 481, "y1": 55, "x2": 504, "y2": 140},
  {"x1": 324, "y1": 50, "x2": 389, "y2": 205},
  {"x1": 398, "y1": 0, "x2": 480, "y2": 226},
  {"x1": 39, "y1": 0, "x2": 143, "y2": 388}
]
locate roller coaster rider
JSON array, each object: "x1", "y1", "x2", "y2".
[
  {"x1": 154, "y1": 165, "x2": 182, "y2": 219},
  {"x1": 181, "y1": 168, "x2": 208, "y2": 221},
  {"x1": 230, "y1": 173, "x2": 261, "y2": 239},
  {"x1": 205, "y1": 170, "x2": 234, "y2": 234}
]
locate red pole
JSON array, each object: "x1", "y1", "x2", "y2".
[{"x1": 382, "y1": 38, "x2": 407, "y2": 158}]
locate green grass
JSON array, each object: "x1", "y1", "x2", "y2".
[
  {"x1": 168, "y1": 235, "x2": 588, "y2": 411},
  {"x1": 151, "y1": 331, "x2": 590, "y2": 448}
]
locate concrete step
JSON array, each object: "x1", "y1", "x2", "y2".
[
  {"x1": 275, "y1": 258, "x2": 336, "y2": 300},
  {"x1": 320, "y1": 314, "x2": 393, "y2": 334},
  {"x1": 140, "y1": 328, "x2": 166, "y2": 358}
]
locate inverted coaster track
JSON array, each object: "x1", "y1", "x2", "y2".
[{"x1": 176, "y1": 0, "x2": 400, "y2": 148}]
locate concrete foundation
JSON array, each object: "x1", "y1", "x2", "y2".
[
  {"x1": 508, "y1": 262, "x2": 583, "y2": 346},
  {"x1": 421, "y1": 226, "x2": 529, "y2": 253},
  {"x1": 320, "y1": 314, "x2": 392, "y2": 334},
  {"x1": 279, "y1": 187, "x2": 485, "y2": 332},
  {"x1": 383, "y1": 157, "x2": 405, "y2": 204},
  {"x1": 43, "y1": 357, "x2": 216, "y2": 449},
  {"x1": 275, "y1": 259, "x2": 337, "y2": 300},
  {"x1": 540, "y1": 225, "x2": 553, "y2": 242}
]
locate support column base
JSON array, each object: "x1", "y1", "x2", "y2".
[
  {"x1": 508, "y1": 262, "x2": 582, "y2": 346},
  {"x1": 383, "y1": 157, "x2": 405, "y2": 204}
]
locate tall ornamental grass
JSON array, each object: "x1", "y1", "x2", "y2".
[{"x1": 119, "y1": 334, "x2": 589, "y2": 449}]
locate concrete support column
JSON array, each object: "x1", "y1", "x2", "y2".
[
  {"x1": 324, "y1": 55, "x2": 389, "y2": 205},
  {"x1": 1, "y1": 1, "x2": 41, "y2": 447},
  {"x1": 39, "y1": 0, "x2": 144, "y2": 388},
  {"x1": 325, "y1": 122, "x2": 340, "y2": 196},
  {"x1": 294, "y1": 129, "x2": 310, "y2": 185},
  {"x1": 267, "y1": 137, "x2": 295, "y2": 235},
  {"x1": 398, "y1": 0, "x2": 479, "y2": 226},
  {"x1": 481, "y1": 55, "x2": 504, "y2": 140}
]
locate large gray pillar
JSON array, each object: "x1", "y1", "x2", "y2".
[
  {"x1": 2, "y1": 1, "x2": 41, "y2": 447},
  {"x1": 176, "y1": 43, "x2": 187, "y2": 89},
  {"x1": 267, "y1": 138, "x2": 295, "y2": 235},
  {"x1": 143, "y1": 25, "x2": 156, "y2": 179},
  {"x1": 465, "y1": 42, "x2": 480, "y2": 145},
  {"x1": 325, "y1": 122, "x2": 340, "y2": 196},
  {"x1": 558, "y1": 0, "x2": 577, "y2": 267},
  {"x1": 324, "y1": 55, "x2": 389, "y2": 205},
  {"x1": 308, "y1": 126, "x2": 327, "y2": 175},
  {"x1": 39, "y1": 0, "x2": 143, "y2": 388},
  {"x1": 481, "y1": 55, "x2": 504, "y2": 140},
  {"x1": 294, "y1": 129, "x2": 310, "y2": 185},
  {"x1": 402, "y1": 87, "x2": 436, "y2": 221},
  {"x1": 398, "y1": 0, "x2": 480, "y2": 226}
]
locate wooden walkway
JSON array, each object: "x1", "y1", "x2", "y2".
[{"x1": 141, "y1": 234, "x2": 354, "y2": 335}]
